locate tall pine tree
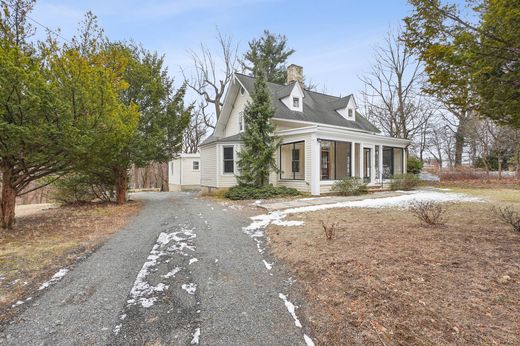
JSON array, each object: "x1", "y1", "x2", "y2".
[
  {"x1": 237, "y1": 67, "x2": 279, "y2": 187},
  {"x1": 242, "y1": 30, "x2": 295, "y2": 84}
]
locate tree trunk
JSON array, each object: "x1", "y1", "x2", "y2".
[
  {"x1": 1, "y1": 166, "x2": 17, "y2": 230},
  {"x1": 497, "y1": 154, "x2": 502, "y2": 180},
  {"x1": 113, "y1": 167, "x2": 127, "y2": 205},
  {"x1": 516, "y1": 144, "x2": 520, "y2": 181},
  {"x1": 454, "y1": 128, "x2": 464, "y2": 167}
]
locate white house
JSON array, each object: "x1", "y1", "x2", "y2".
[
  {"x1": 168, "y1": 153, "x2": 201, "y2": 191},
  {"x1": 199, "y1": 64, "x2": 409, "y2": 196}
]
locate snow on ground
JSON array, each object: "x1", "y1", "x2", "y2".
[
  {"x1": 182, "y1": 283, "x2": 197, "y2": 295},
  {"x1": 11, "y1": 300, "x2": 24, "y2": 308},
  {"x1": 243, "y1": 190, "x2": 481, "y2": 253},
  {"x1": 279, "y1": 293, "x2": 302, "y2": 328},
  {"x1": 191, "y1": 327, "x2": 201, "y2": 344},
  {"x1": 127, "y1": 226, "x2": 196, "y2": 308},
  {"x1": 304, "y1": 334, "x2": 316, "y2": 346},
  {"x1": 282, "y1": 190, "x2": 481, "y2": 215},
  {"x1": 38, "y1": 268, "x2": 69, "y2": 290},
  {"x1": 189, "y1": 258, "x2": 198, "y2": 265},
  {"x1": 240, "y1": 189, "x2": 480, "y2": 346},
  {"x1": 279, "y1": 293, "x2": 316, "y2": 345},
  {"x1": 162, "y1": 267, "x2": 182, "y2": 279}
]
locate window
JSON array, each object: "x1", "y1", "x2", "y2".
[
  {"x1": 223, "y1": 147, "x2": 234, "y2": 173},
  {"x1": 192, "y1": 161, "x2": 200, "y2": 171},
  {"x1": 293, "y1": 97, "x2": 300, "y2": 108},
  {"x1": 348, "y1": 108, "x2": 353, "y2": 118},
  {"x1": 292, "y1": 149, "x2": 300, "y2": 173},
  {"x1": 240, "y1": 86, "x2": 245, "y2": 95},
  {"x1": 320, "y1": 140, "x2": 352, "y2": 180},
  {"x1": 280, "y1": 141, "x2": 305, "y2": 180},
  {"x1": 382, "y1": 146, "x2": 403, "y2": 178},
  {"x1": 238, "y1": 111, "x2": 244, "y2": 131}
]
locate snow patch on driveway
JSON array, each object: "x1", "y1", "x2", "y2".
[
  {"x1": 191, "y1": 327, "x2": 201, "y2": 344},
  {"x1": 38, "y1": 268, "x2": 69, "y2": 290},
  {"x1": 182, "y1": 283, "x2": 197, "y2": 295},
  {"x1": 279, "y1": 293, "x2": 302, "y2": 328},
  {"x1": 127, "y1": 227, "x2": 196, "y2": 308}
]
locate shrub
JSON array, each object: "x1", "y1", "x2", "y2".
[
  {"x1": 321, "y1": 219, "x2": 340, "y2": 240},
  {"x1": 225, "y1": 184, "x2": 300, "y2": 200},
  {"x1": 493, "y1": 206, "x2": 520, "y2": 232},
  {"x1": 407, "y1": 156, "x2": 424, "y2": 174},
  {"x1": 390, "y1": 173, "x2": 420, "y2": 191},
  {"x1": 331, "y1": 177, "x2": 368, "y2": 196},
  {"x1": 50, "y1": 174, "x2": 97, "y2": 204},
  {"x1": 409, "y1": 201, "x2": 447, "y2": 226},
  {"x1": 50, "y1": 173, "x2": 113, "y2": 204}
]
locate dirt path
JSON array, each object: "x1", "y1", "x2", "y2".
[{"x1": 1, "y1": 192, "x2": 310, "y2": 346}]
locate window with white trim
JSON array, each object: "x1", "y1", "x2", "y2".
[
  {"x1": 223, "y1": 147, "x2": 234, "y2": 174},
  {"x1": 348, "y1": 108, "x2": 353, "y2": 118},
  {"x1": 293, "y1": 97, "x2": 300, "y2": 108},
  {"x1": 192, "y1": 160, "x2": 200, "y2": 171}
]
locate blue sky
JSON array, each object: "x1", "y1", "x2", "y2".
[{"x1": 31, "y1": 0, "x2": 412, "y2": 97}]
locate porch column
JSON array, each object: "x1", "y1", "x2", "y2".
[
  {"x1": 378, "y1": 145, "x2": 383, "y2": 183},
  {"x1": 310, "y1": 134, "x2": 320, "y2": 196},
  {"x1": 370, "y1": 147, "x2": 376, "y2": 184},
  {"x1": 350, "y1": 142, "x2": 356, "y2": 177},
  {"x1": 359, "y1": 143, "x2": 364, "y2": 179},
  {"x1": 403, "y1": 149, "x2": 407, "y2": 173}
]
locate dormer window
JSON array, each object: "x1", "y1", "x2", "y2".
[
  {"x1": 348, "y1": 109, "x2": 353, "y2": 118},
  {"x1": 240, "y1": 87, "x2": 245, "y2": 95},
  {"x1": 293, "y1": 97, "x2": 300, "y2": 108}
]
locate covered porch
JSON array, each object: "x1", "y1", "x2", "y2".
[{"x1": 276, "y1": 125, "x2": 409, "y2": 196}]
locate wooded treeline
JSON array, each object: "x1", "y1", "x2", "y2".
[{"x1": 363, "y1": 0, "x2": 519, "y2": 173}]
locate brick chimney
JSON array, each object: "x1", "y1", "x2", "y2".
[{"x1": 286, "y1": 64, "x2": 303, "y2": 84}]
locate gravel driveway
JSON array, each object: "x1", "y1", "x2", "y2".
[{"x1": 1, "y1": 192, "x2": 311, "y2": 345}]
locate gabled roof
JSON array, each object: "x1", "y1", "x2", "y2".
[{"x1": 235, "y1": 73, "x2": 380, "y2": 133}]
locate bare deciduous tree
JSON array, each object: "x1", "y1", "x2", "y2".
[
  {"x1": 182, "y1": 29, "x2": 239, "y2": 129},
  {"x1": 360, "y1": 30, "x2": 433, "y2": 147},
  {"x1": 183, "y1": 102, "x2": 210, "y2": 154}
]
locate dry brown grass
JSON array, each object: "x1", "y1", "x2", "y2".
[
  {"x1": 0, "y1": 201, "x2": 141, "y2": 323},
  {"x1": 267, "y1": 194, "x2": 520, "y2": 345}
]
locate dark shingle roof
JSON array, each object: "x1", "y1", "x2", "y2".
[
  {"x1": 200, "y1": 133, "x2": 242, "y2": 146},
  {"x1": 235, "y1": 73, "x2": 380, "y2": 133}
]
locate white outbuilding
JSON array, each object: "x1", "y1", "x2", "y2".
[{"x1": 168, "y1": 153, "x2": 201, "y2": 191}]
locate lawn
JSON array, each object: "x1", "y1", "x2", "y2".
[
  {"x1": 267, "y1": 187, "x2": 520, "y2": 345},
  {"x1": 0, "y1": 201, "x2": 141, "y2": 324}
]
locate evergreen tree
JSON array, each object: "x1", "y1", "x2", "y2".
[
  {"x1": 237, "y1": 67, "x2": 279, "y2": 187},
  {"x1": 242, "y1": 30, "x2": 295, "y2": 84}
]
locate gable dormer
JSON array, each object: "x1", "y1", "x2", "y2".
[
  {"x1": 335, "y1": 95, "x2": 357, "y2": 121},
  {"x1": 281, "y1": 82, "x2": 304, "y2": 112}
]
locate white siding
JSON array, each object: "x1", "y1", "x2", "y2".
[
  {"x1": 200, "y1": 145, "x2": 217, "y2": 187},
  {"x1": 224, "y1": 93, "x2": 251, "y2": 137},
  {"x1": 168, "y1": 155, "x2": 201, "y2": 190}
]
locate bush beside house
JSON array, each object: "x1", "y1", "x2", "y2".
[
  {"x1": 390, "y1": 173, "x2": 420, "y2": 191},
  {"x1": 331, "y1": 177, "x2": 368, "y2": 196},
  {"x1": 225, "y1": 185, "x2": 300, "y2": 200}
]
